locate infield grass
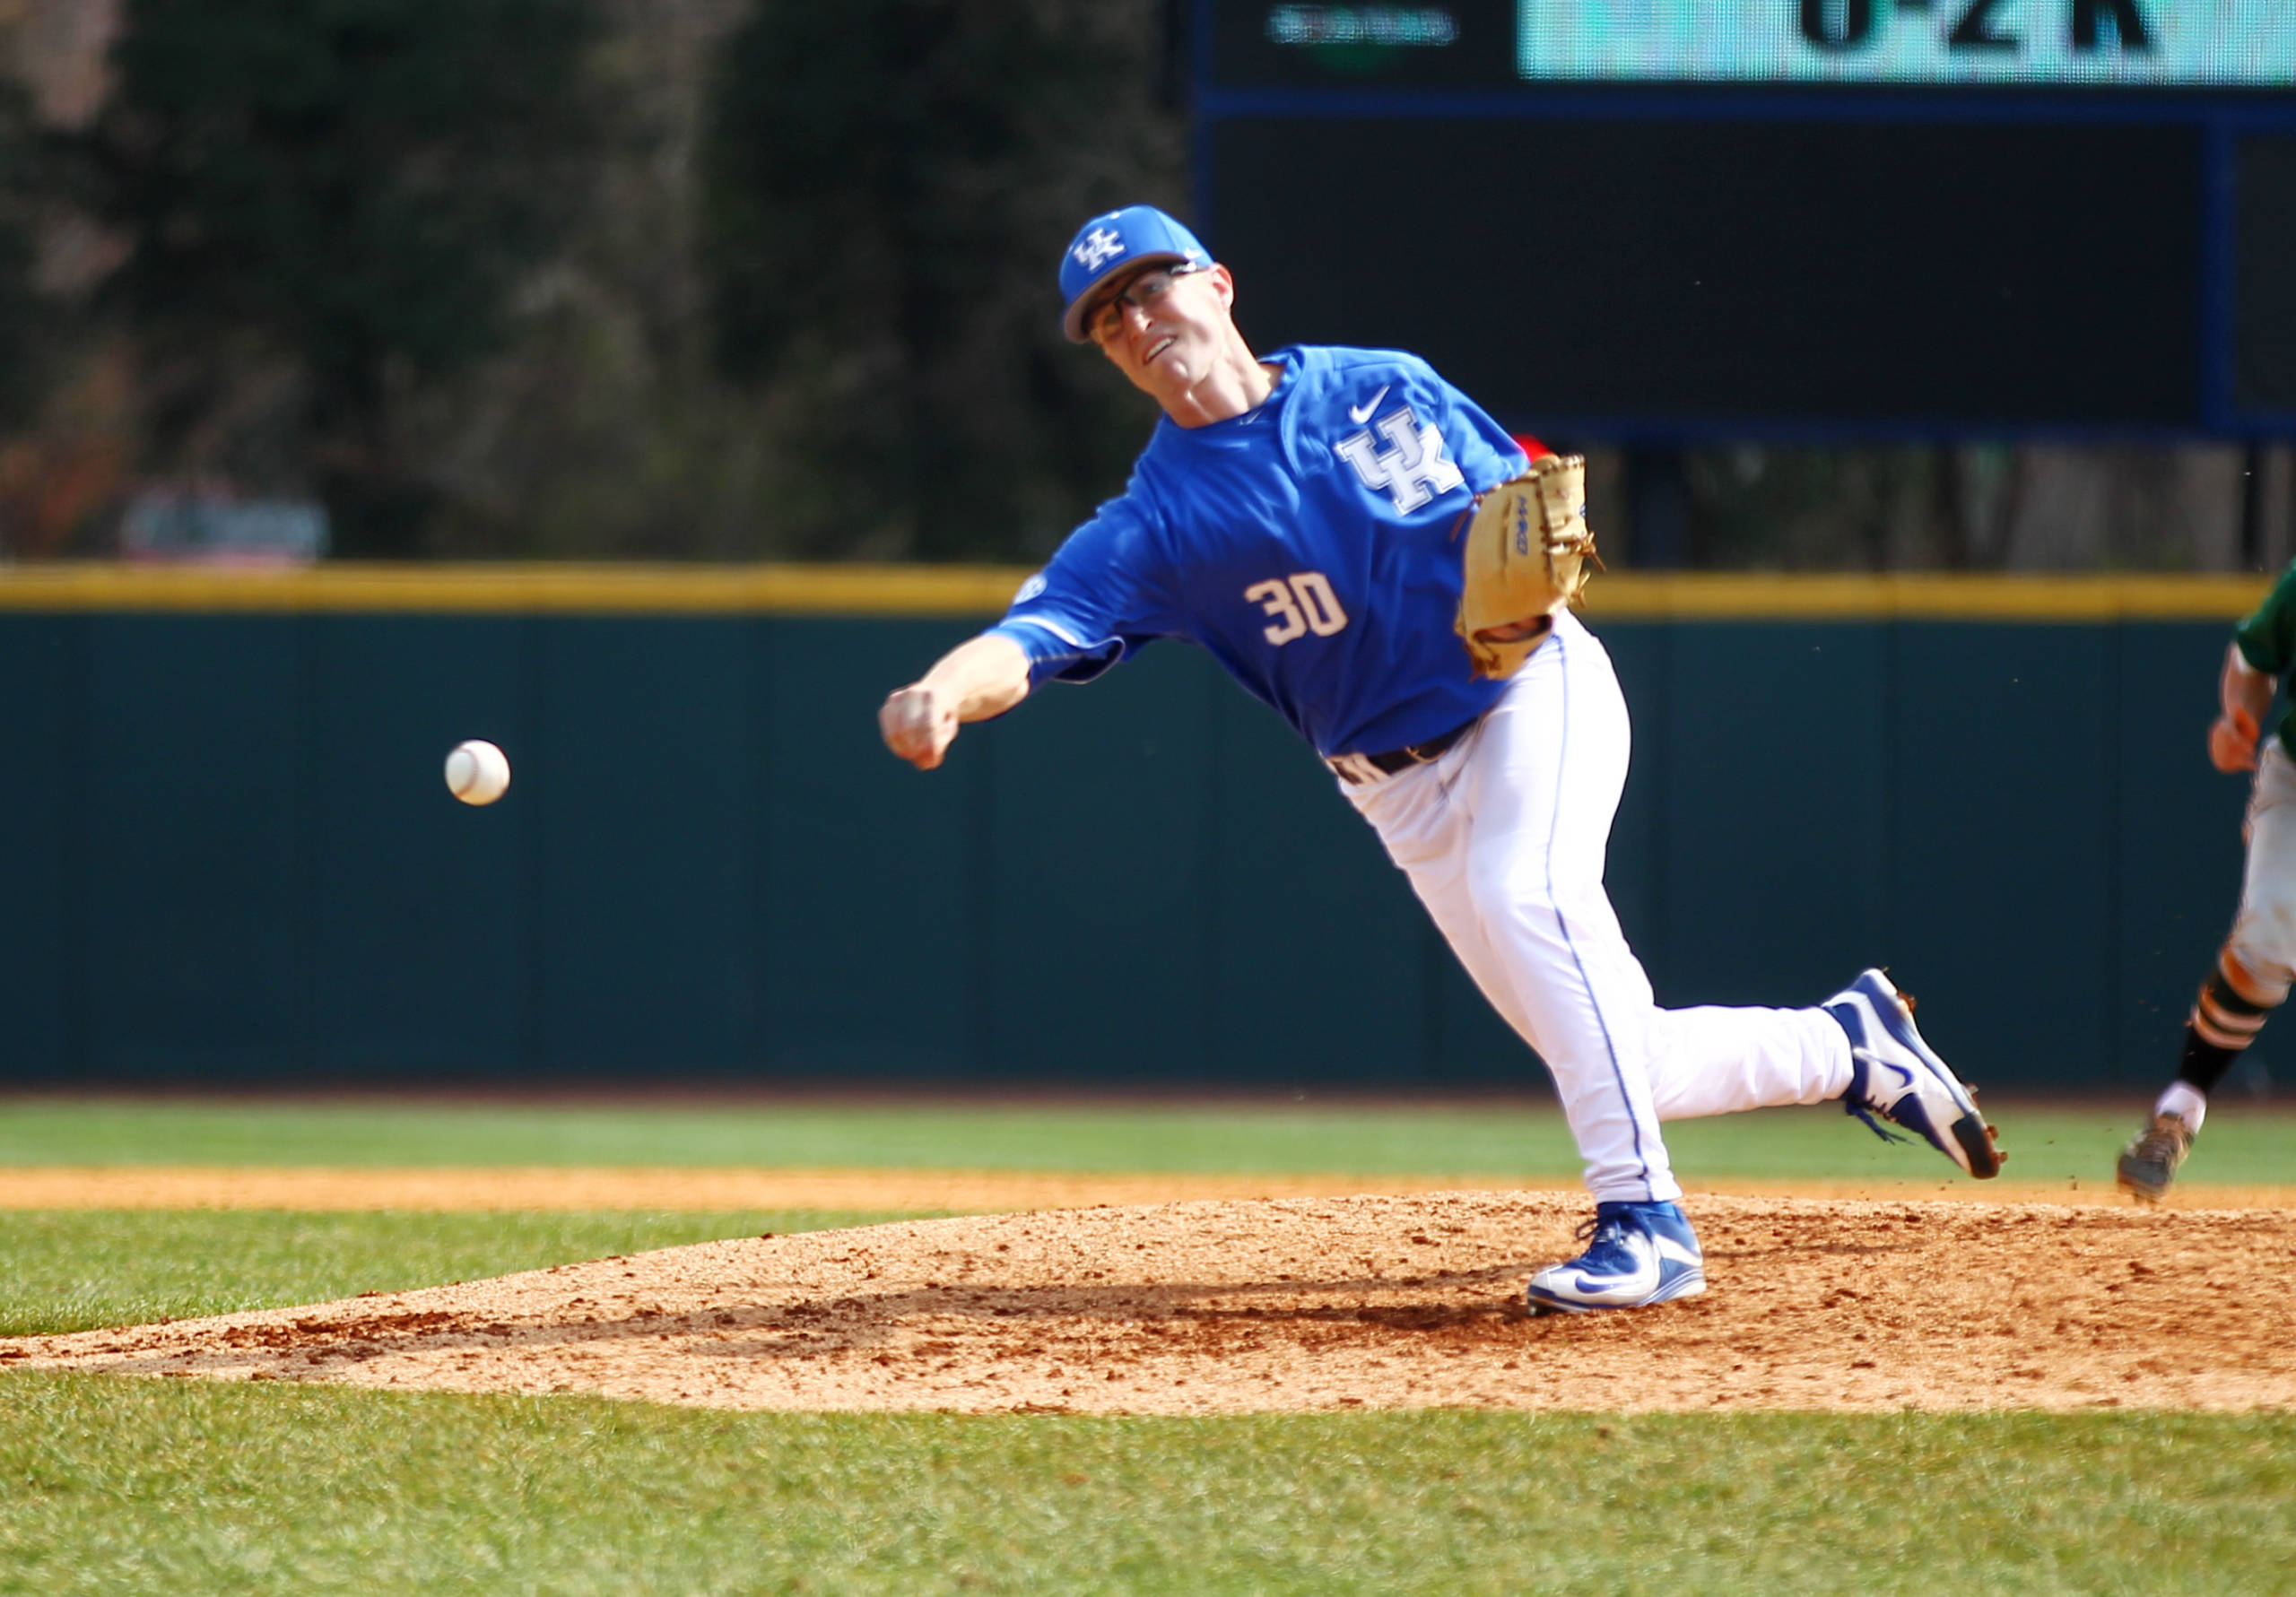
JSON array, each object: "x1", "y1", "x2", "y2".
[
  {"x1": 0, "y1": 1376, "x2": 2287, "y2": 1596},
  {"x1": 3, "y1": 1096, "x2": 2292, "y2": 1187},
  {"x1": 3, "y1": 1098, "x2": 2290, "y2": 1593},
  {"x1": 0, "y1": 1211, "x2": 911, "y2": 1339}
]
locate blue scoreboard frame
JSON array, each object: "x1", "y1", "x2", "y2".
[{"x1": 1193, "y1": 1, "x2": 2296, "y2": 442}]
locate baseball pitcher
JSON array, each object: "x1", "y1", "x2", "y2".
[{"x1": 880, "y1": 205, "x2": 2004, "y2": 1314}]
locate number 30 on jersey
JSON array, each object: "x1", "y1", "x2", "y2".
[{"x1": 1247, "y1": 572, "x2": 1348, "y2": 645}]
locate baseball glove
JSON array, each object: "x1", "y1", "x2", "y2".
[{"x1": 1453, "y1": 454, "x2": 1599, "y2": 680}]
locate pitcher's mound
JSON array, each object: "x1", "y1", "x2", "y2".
[{"x1": 5, "y1": 1192, "x2": 2292, "y2": 1413}]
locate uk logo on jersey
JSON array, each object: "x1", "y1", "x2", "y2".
[
  {"x1": 1071, "y1": 228, "x2": 1126, "y2": 272},
  {"x1": 1333, "y1": 407, "x2": 1466, "y2": 514}
]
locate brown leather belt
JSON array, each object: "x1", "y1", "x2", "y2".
[{"x1": 1327, "y1": 715, "x2": 1481, "y2": 785}]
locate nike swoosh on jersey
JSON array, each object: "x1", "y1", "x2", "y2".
[{"x1": 1347, "y1": 386, "x2": 1389, "y2": 425}]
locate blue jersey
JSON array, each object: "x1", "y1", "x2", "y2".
[{"x1": 990, "y1": 345, "x2": 1528, "y2": 758}]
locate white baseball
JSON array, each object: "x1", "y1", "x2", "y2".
[{"x1": 444, "y1": 739, "x2": 511, "y2": 805}]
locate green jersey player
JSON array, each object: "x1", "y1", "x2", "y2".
[{"x1": 2119, "y1": 563, "x2": 2296, "y2": 1200}]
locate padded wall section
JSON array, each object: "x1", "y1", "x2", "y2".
[
  {"x1": 984, "y1": 647, "x2": 1221, "y2": 1082},
  {"x1": 0, "y1": 616, "x2": 75, "y2": 1080},
  {"x1": 530, "y1": 619, "x2": 760, "y2": 1075},
  {"x1": 759, "y1": 619, "x2": 982, "y2": 1079},
  {"x1": 1890, "y1": 624, "x2": 2116, "y2": 1088},
  {"x1": 1660, "y1": 624, "x2": 1890, "y2": 1006},
  {"x1": 6, "y1": 608, "x2": 2271, "y2": 1089},
  {"x1": 1207, "y1": 681, "x2": 1431, "y2": 1087},
  {"x1": 81, "y1": 616, "x2": 308, "y2": 1078},
  {"x1": 307, "y1": 615, "x2": 527, "y2": 1077}
]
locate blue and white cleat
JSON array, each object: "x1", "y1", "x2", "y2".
[
  {"x1": 1524, "y1": 1200, "x2": 1707, "y2": 1315},
  {"x1": 1825, "y1": 968, "x2": 2004, "y2": 1179}
]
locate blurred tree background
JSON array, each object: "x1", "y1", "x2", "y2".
[
  {"x1": 0, "y1": 0, "x2": 2284, "y2": 568},
  {"x1": 701, "y1": 0, "x2": 1182, "y2": 560},
  {"x1": 0, "y1": 69, "x2": 48, "y2": 430},
  {"x1": 0, "y1": 0, "x2": 1183, "y2": 561},
  {"x1": 80, "y1": 0, "x2": 604, "y2": 554}
]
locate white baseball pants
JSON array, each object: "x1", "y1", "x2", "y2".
[
  {"x1": 2224, "y1": 736, "x2": 2296, "y2": 1007},
  {"x1": 2154, "y1": 735, "x2": 2296, "y2": 1134},
  {"x1": 1342, "y1": 612, "x2": 1854, "y2": 1204}
]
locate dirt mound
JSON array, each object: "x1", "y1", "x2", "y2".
[
  {"x1": 6, "y1": 1166, "x2": 2290, "y2": 1211},
  {"x1": 4, "y1": 1191, "x2": 2291, "y2": 1413}
]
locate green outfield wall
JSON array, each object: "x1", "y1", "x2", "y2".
[{"x1": 0, "y1": 566, "x2": 2278, "y2": 1094}]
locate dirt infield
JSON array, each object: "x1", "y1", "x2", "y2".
[
  {"x1": 6, "y1": 1187, "x2": 2292, "y2": 1414},
  {"x1": 6, "y1": 1165, "x2": 2293, "y2": 1211}
]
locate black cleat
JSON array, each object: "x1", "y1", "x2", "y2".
[{"x1": 2117, "y1": 1113, "x2": 2194, "y2": 1203}]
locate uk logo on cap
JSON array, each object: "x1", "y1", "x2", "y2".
[
  {"x1": 1071, "y1": 228, "x2": 1126, "y2": 273},
  {"x1": 1057, "y1": 204, "x2": 1213, "y2": 343}
]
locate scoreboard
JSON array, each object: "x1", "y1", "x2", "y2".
[
  {"x1": 1514, "y1": 2, "x2": 2286, "y2": 86},
  {"x1": 1196, "y1": 1, "x2": 2296, "y2": 437}
]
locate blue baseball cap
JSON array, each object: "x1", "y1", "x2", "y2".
[{"x1": 1058, "y1": 204, "x2": 1213, "y2": 343}]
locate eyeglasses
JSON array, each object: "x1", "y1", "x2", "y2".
[{"x1": 1086, "y1": 264, "x2": 1204, "y2": 343}]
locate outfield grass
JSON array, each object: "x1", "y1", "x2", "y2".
[
  {"x1": 0, "y1": 1211, "x2": 913, "y2": 1339},
  {"x1": 0, "y1": 1376, "x2": 2287, "y2": 1596},
  {"x1": 3, "y1": 1097, "x2": 2292, "y2": 1186}
]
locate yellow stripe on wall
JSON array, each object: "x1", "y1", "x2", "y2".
[
  {"x1": 1584, "y1": 572, "x2": 2273, "y2": 621},
  {"x1": 0, "y1": 563, "x2": 1032, "y2": 616},
  {"x1": 0, "y1": 562, "x2": 2272, "y2": 621}
]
